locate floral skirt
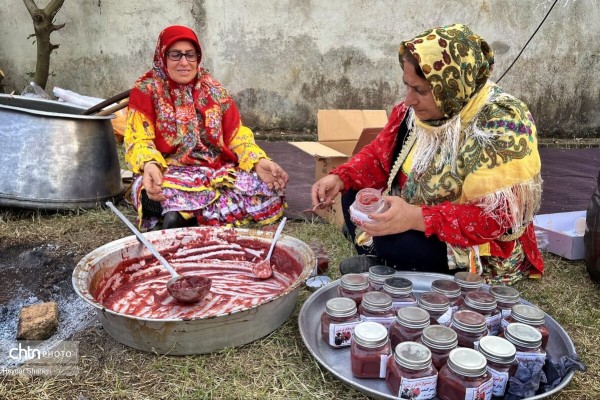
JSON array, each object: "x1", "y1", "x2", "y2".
[{"x1": 132, "y1": 165, "x2": 285, "y2": 230}]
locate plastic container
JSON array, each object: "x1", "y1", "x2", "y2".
[
  {"x1": 383, "y1": 277, "x2": 417, "y2": 312},
  {"x1": 385, "y1": 341, "x2": 438, "y2": 398},
  {"x1": 389, "y1": 306, "x2": 430, "y2": 349},
  {"x1": 501, "y1": 304, "x2": 550, "y2": 349},
  {"x1": 337, "y1": 273, "x2": 370, "y2": 306},
  {"x1": 358, "y1": 291, "x2": 395, "y2": 330},
  {"x1": 320, "y1": 297, "x2": 361, "y2": 348},
  {"x1": 417, "y1": 292, "x2": 452, "y2": 326},
  {"x1": 368, "y1": 265, "x2": 396, "y2": 291},
  {"x1": 437, "y1": 348, "x2": 493, "y2": 400},
  {"x1": 478, "y1": 336, "x2": 518, "y2": 399},
  {"x1": 451, "y1": 310, "x2": 488, "y2": 349},
  {"x1": 350, "y1": 321, "x2": 392, "y2": 379},
  {"x1": 418, "y1": 325, "x2": 458, "y2": 371},
  {"x1": 460, "y1": 291, "x2": 501, "y2": 335}
]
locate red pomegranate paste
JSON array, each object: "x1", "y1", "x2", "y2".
[{"x1": 92, "y1": 230, "x2": 303, "y2": 320}]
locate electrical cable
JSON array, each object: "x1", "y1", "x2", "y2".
[{"x1": 496, "y1": 0, "x2": 559, "y2": 83}]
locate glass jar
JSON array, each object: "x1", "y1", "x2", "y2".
[
  {"x1": 358, "y1": 291, "x2": 395, "y2": 330},
  {"x1": 502, "y1": 304, "x2": 550, "y2": 349},
  {"x1": 417, "y1": 292, "x2": 452, "y2": 326},
  {"x1": 454, "y1": 271, "x2": 484, "y2": 296},
  {"x1": 489, "y1": 286, "x2": 520, "y2": 324},
  {"x1": 320, "y1": 297, "x2": 361, "y2": 348},
  {"x1": 504, "y1": 323, "x2": 547, "y2": 365},
  {"x1": 338, "y1": 273, "x2": 370, "y2": 306},
  {"x1": 460, "y1": 291, "x2": 502, "y2": 336},
  {"x1": 451, "y1": 310, "x2": 488, "y2": 349},
  {"x1": 350, "y1": 321, "x2": 392, "y2": 379},
  {"x1": 419, "y1": 325, "x2": 458, "y2": 371},
  {"x1": 389, "y1": 306, "x2": 430, "y2": 349},
  {"x1": 431, "y1": 279, "x2": 464, "y2": 312},
  {"x1": 383, "y1": 277, "x2": 417, "y2": 312},
  {"x1": 368, "y1": 265, "x2": 396, "y2": 291},
  {"x1": 386, "y1": 341, "x2": 438, "y2": 399},
  {"x1": 437, "y1": 348, "x2": 493, "y2": 400},
  {"x1": 478, "y1": 336, "x2": 518, "y2": 399},
  {"x1": 350, "y1": 188, "x2": 389, "y2": 225}
]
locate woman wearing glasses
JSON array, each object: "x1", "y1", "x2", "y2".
[{"x1": 124, "y1": 25, "x2": 288, "y2": 230}]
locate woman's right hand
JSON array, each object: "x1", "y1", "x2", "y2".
[
  {"x1": 142, "y1": 162, "x2": 166, "y2": 202},
  {"x1": 311, "y1": 174, "x2": 345, "y2": 208}
]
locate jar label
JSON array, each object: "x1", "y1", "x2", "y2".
[
  {"x1": 515, "y1": 350, "x2": 546, "y2": 364},
  {"x1": 398, "y1": 374, "x2": 437, "y2": 399},
  {"x1": 369, "y1": 282, "x2": 384, "y2": 291},
  {"x1": 501, "y1": 308, "x2": 512, "y2": 319},
  {"x1": 486, "y1": 313, "x2": 502, "y2": 335},
  {"x1": 379, "y1": 353, "x2": 389, "y2": 378},
  {"x1": 392, "y1": 300, "x2": 418, "y2": 312},
  {"x1": 360, "y1": 315, "x2": 395, "y2": 330},
  {"x1": 328, "y1": 321, "x2": 360, "y2": 348},
  {"x1": 501, "y1": 317, "x2": 510, "y2": 331},
  {"x1": 464, "y1": 375, "x2": 493, "y2": 400},
  {"x1": 436, "y1": 308, "x2": 453, "y2": 326},
  {"x1": 487, "y1": 366, "x2": 509, "y2": 397}
]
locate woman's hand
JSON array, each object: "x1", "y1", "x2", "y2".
[
  {"x1": 255, "y1": 159, "x2": 289, "y2": 192},
  {"x1": 311, "y1": 174, "x2": 345, "y2": 208},
  {"x1": 361, "y1": 195, "x2": 425, "y2": 236},
  {"x1": 142, "y1": 163, "x2": 166, "y2": 202}
]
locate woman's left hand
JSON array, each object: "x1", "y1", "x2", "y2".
[
  {"x1": 361, "y1": 195, "x2": 426, "y2": 236},
  {"x1": 255, "y1": 158, "x2": 289, "y2": 192}
]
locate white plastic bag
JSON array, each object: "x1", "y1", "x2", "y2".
[
  {"x1": 53, "y1": 87, "x2": 104, "y2": 108},
  {"x1": 21, "y1": 81, "x2": 51, "y2": 99}
]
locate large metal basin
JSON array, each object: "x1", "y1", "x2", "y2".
[
  {"x1": 73, "y1": 226, "x2": 315, "y2": 355},
  {"x1": 0, "y1": 94, "x2": 122, "y2": 209}
]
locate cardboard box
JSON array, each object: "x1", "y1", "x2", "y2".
[
  {"x1": 533, "y1": 210, "x2": 586, "y2": 260},
  {"x1": 290, "y1": 109, "x2": 388, "y2": 227}
]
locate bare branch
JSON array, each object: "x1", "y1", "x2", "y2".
[
  {"x1": 51, "y1": 23, "x2": 65, "y2": 32},
  {"x1": 23, "y1": 0, "x2": 38, "y2": 17}
]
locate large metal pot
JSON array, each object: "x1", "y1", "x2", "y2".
[
  {"x1": 0, "y1": 94, "x2": 122, "y2": 209},
  {"x1": 72, "y1": 226, "x2": 315, "y2": 355}
]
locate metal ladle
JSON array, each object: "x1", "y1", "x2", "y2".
[
  {"x1": 252, "y1": 217, "x2": 287, "y2": 279},
  {"x1": 106, "y1": 202, "x2": 211, "y2": 303}
]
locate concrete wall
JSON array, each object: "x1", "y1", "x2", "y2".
[{"x1": 0, "y1": 0, "x2": 598, "y2": 138}]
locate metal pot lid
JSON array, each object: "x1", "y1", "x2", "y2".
[
  {"x1": 421, "y1": 325, "x2": 458, "y2": 350},
  {"x1": 464, "y1": 291, "x2": 497, "y2": 312},
  {"x1": 511, "y1": 304, "x2": 546, "y2": 325},
  {"x1": 353, "y1": 321, "x2": 389, "y2": 348},
  {"x1": 505, "y1": 322, "x2": 543, "y2": 349},
  {"x1": 383, "y1": 277, "x2": 413, "y2": 295},
  {"x1": 454, "y1": 271, "x2": 483, "y2": 289},
  {"x1": 325, "y1": 297, "x2": 357, "y2": 318},
  {"x1": 362, "y1": 291, "x2": 393, "y2": 312},
  {"x1": 452, "y1": 310, "x2": 487, "y2": 333},
  {"x1": 431, "y1": 279, "x2": 461, "y2": 298},
  {"x1": 417, "y1": 292, "x2": 449, "y2": 312},
  {"x1": 368, "y1": 265, "x2": 396, "y2": 283},
  {"x1": 478, "y1": 336, "x2": 516, "y2": 364},
  {"x1": 448, "y1": 347, "x2": 487, "y2": 377},
  {"x1": 340, "y1": 273, "x2": 369, "y2": 291},
  {"x1": 396, "y1": 306, "x2": 430, "y2": 329},
  {"x1": 489, "y1": 285, "x2": 520, "y2": 303},
  {"x1": 394, "y1": 341, "x2": 432, "y2": 370}
]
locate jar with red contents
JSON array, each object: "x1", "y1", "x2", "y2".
[
  {"x1": 454, "y1": 271, "x2": 484, "y2": 296},
  {"x1": 460, "y1": 291, "x2": 502, "y2": 336},
  {"x1": 451, "y1": 310, "x2": 488, "y2": 349},
  {"x1": 419, "y1": 325, "x2": 458, "y2": 370},
  {"x1": 501, "y1": 304, "x2": 550, "y2": 349},
  {"x1": 504, "y1": 323, "x2": 547, "y2": 365},
  {"x1": 386, "y1": 341, "x2": 438, "y2": 399},
  {"x1": 437, "y1": 348, "x2": 493, "y2": 400},
  {"x1": 389, "y1": 306, "x2": 430, "y2": 349},
  {"x1": 350, "y1": 321, "x2": 392, "y2": 379},
  {"x1": 417, "y1": 292, "x2": 452, "y2": 326},
  {"x1": 358, "y1": 291, "x2": 395, "y2": 330},
  {"x1": 338, "y1": 273, "x2": 370, "y2": 306},
  {"x1": 368, "y1": 265, "x2": 396, "y2": 291},
  {"x1": 383, "y1": 277, "x2": 417, "y2": 312},
  {"x1": 431, "y1": 279, "x2": 464, "y2": 312},
  {"x1": 320, "y1": 297, "x2": 361, "y2": 348},
  {"x1": 489, "y1": 286, "x2": 520, "y2": 325},
  {"x1": 478, "y1": 336, "x2": 518, "y2": 399},
  {"x1": 349, "y1": 188, "x2": 390, "y2": 247}
]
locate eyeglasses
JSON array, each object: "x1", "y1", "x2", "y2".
[{"x1": 166, "y1": 51, "x2": 200, "y2": 62}]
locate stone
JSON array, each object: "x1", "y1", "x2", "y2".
[{"x1": 16, "y1": 302, "x2": 59, "y2": 340}]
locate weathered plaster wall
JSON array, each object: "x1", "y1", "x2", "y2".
[{"x1": 0, "y1": 0, "x2": 598, "y2": 137}]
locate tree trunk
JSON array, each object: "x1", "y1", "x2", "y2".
[{"x1": 23, "y1": 0, "x2": 65, "y2": 90}]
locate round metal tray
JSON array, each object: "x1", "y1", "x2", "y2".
[{"x1": 298, "y1": 271, "x2": 575, "y2": 399}]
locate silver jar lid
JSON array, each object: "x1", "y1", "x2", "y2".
[
  {"x1": 478, "y1": 336, "x2": 516, "y2": 364},
  {"x1": 383, "y1": 277, "x2": 413, "y2": 296},
  {"x1": 511, "y1": 304, "x2": 545, "y2": 325},
  {"x1": 504, "y1": 322, "x2": 543, "y2": 349},
  {"x1": 396, "y1": 306, "x2": 430, "y2": 329},
  {"x1": 421, "y1": 325, "x2": 458, "y2": 350},
  {"x1": 340, "y1": 273, "x2": 370, "y2": 291},
  {"x1": 353, "y1": 321, "x2": 389, "y2": 348},
  {"x1": 362, "y1": 291, "x2": 393, "y2": 313},
  {"x1": 417, "y1": 292, "x2": 449, "y2": 313},
  {"x1": 447, "y1": 347, "x2": 487, "y2": 377},
  {"x1": 464, "y1": 291, "x2": 497, "y2": 312},
  {"x1": 394, "y1": 341, "x2": 432, "y2": 370},
  {"x1": 325, "y1": 297, "x2": 357, "y2": 318},
  {"x1": 368, "y1": 265, "x2": 396, "y2": 284},
  {"x1": 451, "y1": 310, "x2": 487, "y2": 333},
  {"x1": 454, "y1": 272, "x2": 483, "y2": 290},
  {"x1": 431, "y1": 279, "x2": 461, "y2": 298},
  {"x1": 489, "y1": 286, "x2": 520, "y2": 303}
]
